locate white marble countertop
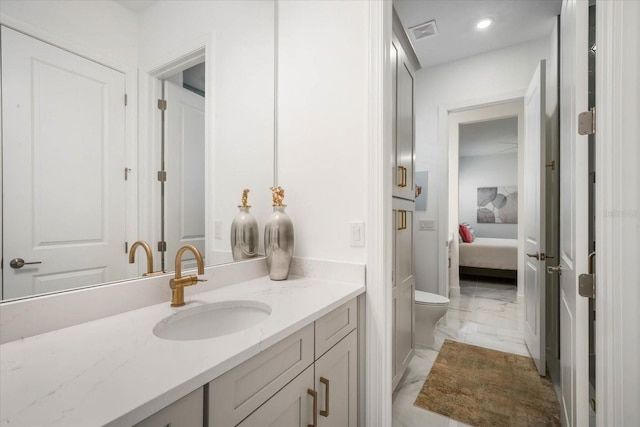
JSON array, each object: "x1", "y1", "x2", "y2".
[{"x1": 0, "y1": 275, "x2": 365, "y2": 426}]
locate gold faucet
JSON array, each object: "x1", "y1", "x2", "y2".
[
  {"x1": 129, "y1": 241, "x2": 166, "y2": 277},
  {"x1": 170, "y1": 244, "x2": 206, "y2": 307}
]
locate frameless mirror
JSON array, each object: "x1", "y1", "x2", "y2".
[{"x1": 0, "y1": 0, "x2": 275, "y2": 301}]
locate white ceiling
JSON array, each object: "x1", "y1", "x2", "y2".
[
  {"x1": 394, "y1": 0, "x2": 562, "y2": 69},
  {"x1": 459, "y1": 117, "x2": 518, "y2": 157},
  {"x1": 114, "y1": 0, "x2": 156, "y2": 13}
]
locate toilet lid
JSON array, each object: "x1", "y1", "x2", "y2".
[{"x1": 415, "y1": 290, "x2": 449, "y2": 305}]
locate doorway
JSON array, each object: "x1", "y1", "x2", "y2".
[
  {"x1": 447, "y1": 101, "x2": 525, "y2": 299},
  {"x1": 159, "y1": 62, "x2": 206, "y2": 272}
]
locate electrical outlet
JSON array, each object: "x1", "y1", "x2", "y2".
[{"x1": 419, "y1": 219, "x2": 435, "y2": 231}]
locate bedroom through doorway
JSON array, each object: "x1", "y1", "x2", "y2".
[{"x1": 457, "y1": 115, "x2": 519, "y2": 285}]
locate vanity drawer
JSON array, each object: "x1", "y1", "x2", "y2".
[
  {"x1": 134, "y1": 387, "x2": 203, "y2": 427},
  {"x1": 315, "y1": 298, "x2": 357, "y2": 359},
  {"x1": 208, "y1": 323, "x2": 314, "y2": 426}
]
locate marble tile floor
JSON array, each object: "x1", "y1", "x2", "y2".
[{"x1": 393, "y1": 277, "x2": 528, "y2": 426}]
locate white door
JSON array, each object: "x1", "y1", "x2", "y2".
[
  {"x1": 559, "y1": 0, "x2": 589, "y2": 425},
  {"x1": 1, "y1": 27, "x2": 127, "y2": 299},
  {"x1": 523, "y1": 60, "x2": 547, "y2": 376},
  {"x1": 163, "y1": 81, "x2": 205, "y2": 269}
]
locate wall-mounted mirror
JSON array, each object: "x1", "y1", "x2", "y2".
[{"x1": 0, "y1": 0, "x2": 275, "y2": 301}]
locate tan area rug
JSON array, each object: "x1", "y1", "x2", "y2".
[{"x1": 414, "y1": 340, "x2": 561, "y2": 427}]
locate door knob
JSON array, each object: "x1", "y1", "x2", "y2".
[
  {"x1": 9, "y1": 258, "x2": 42, "y2": 269},
  {"x1": 527, "y1": 252, "x2": 552, "y2": 261},
  {"x1": 547, "y1": 265, "x2": 562, "y2": 275}
]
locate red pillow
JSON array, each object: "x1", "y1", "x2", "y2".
[{"x1": 459, "y1": 224, "x2": 473, "y2": 243}]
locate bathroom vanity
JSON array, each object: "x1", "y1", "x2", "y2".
[{"x1": 0, "y1": 270, "x2": 364, "y2": 426}]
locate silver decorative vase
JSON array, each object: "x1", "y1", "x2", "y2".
[
  {"x1": 230, "y1": 206, "x2": 259, "y2": 261},
  {"x1": 264, "y1": 205, "x2": 294, "y2": 280}
]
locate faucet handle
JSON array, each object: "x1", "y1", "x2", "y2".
[{"x1": 196, "y1": 278, "x2": 208, "y2": 283}]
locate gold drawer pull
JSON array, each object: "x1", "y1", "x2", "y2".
[
  {"x1": 308, "y1": 388, "x2": 318, "y2": 427},
  {"x1": 320, "y1": 377, "x2": 330, "y2": 417}
]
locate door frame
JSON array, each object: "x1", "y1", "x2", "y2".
[
  {"x1": 595, "y1": 0, "x2": 640, "y2": 424},
  {"x1": 138, "y1": 43, "x2": 208, "y2": 273},
  {"x1": 444, "y1": 99, "x2": 525, "y2": 298}
]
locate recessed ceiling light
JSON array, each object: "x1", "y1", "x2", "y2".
[{"x1": 476, "y1": 18, "x2": 494, "y2": 30}]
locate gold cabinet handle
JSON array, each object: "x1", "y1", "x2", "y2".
[
  {"x1": 320, "y1": 377, "x2": 330, "y2": 417},
  {"x1": 397, "y1": 210, "x2": 408, "y2": 230},
  {"x1": 308, "y1": 388, "x2": 318, "y2": 427},
  {"x1": 398, "y1": 166, "x2": 407, "y2": 188}
]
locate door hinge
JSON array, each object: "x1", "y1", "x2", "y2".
[
  {"x1": 157, "y1": 241, "x2": 167, "y2": 252},
  {"x1": 157, "y1": 170, "x2": 167, "y2": 182},
  {"x1": 125, "y1": 168, "x2": 132, "y2": 181},
  {"x1": 578, "y1": 107, "x2": 596, "y2": 135},
  {"x1": 579, "y1": 251, "x2": 596, "y2": 298},
  {"x1": 157, "y1": 99, "x2": 167, "y2": 111},
  {"x1": 124, "y1": 93, "x2": 128, "y2": 106},
  {"x1": 125, "y1": 241, "x2": 129, "y2": 253},
  {"x1": 579, "y1": 274, "x2": 595, "y2": 298}
]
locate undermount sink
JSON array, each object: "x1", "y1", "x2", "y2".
[{"x1": 153, "y1": 300, "x2": 272, "y2": 341}]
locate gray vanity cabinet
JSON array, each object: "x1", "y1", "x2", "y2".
[
  {"x1": 210, "y1": 299, "x2": 358, "y2": 427},
  {"x1": 134, "y1": 387, "x2": 204, "y2": 427}
]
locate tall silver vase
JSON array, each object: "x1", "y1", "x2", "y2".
[
  {"x1": 264, "y1": 205, "x2": 294, "y2": 280},
  {"x1": 230, "y1": 206, "x2": 259, "y2": 261}
]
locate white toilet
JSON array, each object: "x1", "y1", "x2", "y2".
[{"x1": 414, "y1": 290, "x2": 450, "y2": 348}]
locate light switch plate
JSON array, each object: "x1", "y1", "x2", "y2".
[
  {"x1": 215, "y1": 221, "x2": 223, "y2": 240},
  {"x1": 350, "y1": 221, "x2": 365, "y2": 247}
]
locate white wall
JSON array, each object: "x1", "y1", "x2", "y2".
[
  {"x1": 277, "y1": 0, "x2": 369, "y2": 264},
  {"x1": 0, "y1": 0, "x2": 137, "y2": 71},
  {"x1": 459, "y1": 153, "x2": 518, "y2": 239},
  {"x1": 414, "y1": 36, "x2": 551, "y2": 294}
]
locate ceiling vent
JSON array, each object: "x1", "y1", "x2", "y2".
[{"x1": 409, "y1": 20, "x2": 438, "y2": 41}]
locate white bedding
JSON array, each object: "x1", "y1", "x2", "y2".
[{"x1": 459, "y1": 237, "x2": 518, "y2": 270}]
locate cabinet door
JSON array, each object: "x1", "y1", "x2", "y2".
[
  {"x1": 315, "y1": 330, "x2": 357, "y2": 427},
  {"x1": 392, "y1": 200, "x2": 415, "y2": 389},
  {"x1": 392, "y1": 35, "x2": 416, "y2": 201},
  {"x1": 209, "y1": 324, "x2": 314, "y2": 426},
  {"x1": 237, "y1": 365, "x2": 314, "y2": 427},
  {"x1": 134, "y1": 388, "x2": 203, "y2": 427}
]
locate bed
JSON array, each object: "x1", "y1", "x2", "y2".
[{"x1": 458, "y1": 237, "x2": 517, "y2": 279}]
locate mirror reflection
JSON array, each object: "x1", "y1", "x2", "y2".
[{"x1": 0, "y1": 0, "x2": 275, "y2": 301}]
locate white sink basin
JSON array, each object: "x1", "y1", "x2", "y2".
[{"x1": 153, "y1": 300, "x2": 272, "y2": 341}]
